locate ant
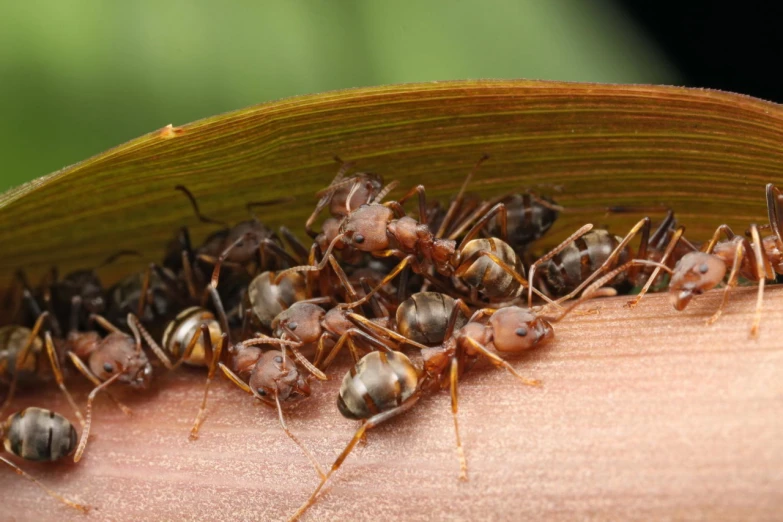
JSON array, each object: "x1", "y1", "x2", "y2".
[
  {"x1": 1, "y1": 407, "x2": 89, "y2": 513},
  {"x1": 279, "y1": 156, "x2": 576, "y2": 309},
  {"x1": 665, "y1": 183, "x2": 783, "y2": 336},
  {"x1": 63, "y1": 309, "x2": 177, "y2": 462},
  {"x1": 304, "y1": 156, "x2": 395, "y2": 240},
  {"x1": 288, "y1": 284, "x2": 620, "y2": 521},
  {"x1": 526, "y1": 209, "x2": 693, "y2": 310}
]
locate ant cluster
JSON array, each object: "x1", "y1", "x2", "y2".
[{"x1": 1, "y1": 155, "x2": 781, "y2": 518}]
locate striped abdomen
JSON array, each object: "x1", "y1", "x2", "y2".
[
  {"x1": 3, "y1": 408, "x2": 77, "y2": 462},
  {"x1": 542, "y1": 229, "x2": 631, "y2": 295},
  {"x1": 396, "y1": 292, "x2": 467, "y2": 345},
  {"x1": 337, "y1": 351, "x2": 418, "y2": 420},
  {"x1": 161, "y1": 307, "x2": 222, "y2": 367}
]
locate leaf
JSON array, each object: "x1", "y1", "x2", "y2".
[{"x1": 2, "y1": 79, "x2": 782, "y2": 286}]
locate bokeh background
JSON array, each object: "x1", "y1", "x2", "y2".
[{"x1": 0, "y1": 1, "x2": 776, "y2": 193}]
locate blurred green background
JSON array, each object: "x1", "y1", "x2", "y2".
[{"x1": 0, "y1": 0, "x2": 676, "y2": 193}]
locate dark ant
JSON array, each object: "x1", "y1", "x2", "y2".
[
  {"x1": 288, "y1": 285, "x2": 619, "y2": 521},
  {"x1": 8, "y1": 250, "x2": 142, "y2": 336},
  {"x1": 1, "y1": 407, "x2": 89, "y2": 512},
  {"x1": 173, "y1": 185, "x2": 302, "y2": 287},
  {"x1": 527, "y1": 210, "x2": 693, "y2": 309},
  {"x1": 665, "y1": 183, "x2": 783, "y2": 336}
]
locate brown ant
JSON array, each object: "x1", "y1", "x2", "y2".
[
  {"x1": 63, "y1": 309, "x2": 177, "y2": 462},
  {"x1": 288, "y1": 285, "x2": 620, "y2": 521},
  {"x1": 304, "y1": 156, "x2": 395, "y2": 239},
  {"x1": 664, "y1": 183, "x2": 783, "y2": 336},
  {"x1": 1, "y1": 407, "x2": 89, "y2": 512}
]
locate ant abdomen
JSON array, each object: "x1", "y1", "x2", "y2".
[
  {"x1": 487, "y1": 193, "x2": 559, "y2": 252},
  {"x1": 457, "y1": 238, "x2": 520, "y2": 298},
  {"x1": 542, "y1": 229, "x2": 632, "y2": 295},
  {"x1": 337, "y1": 351, "x2": 418, "y2": 420},
  {"x1": 162, "y1": 307, "x2": 223, "y2": 366},
  {"x1": 4, "y1": 407, "x2": 77, "y2": 462},
  {"x1": 396, "y1": 292, "x2": 467, "y2": 345}
]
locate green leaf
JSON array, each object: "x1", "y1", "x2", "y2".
[{"x1": 2, "y1": 80, "x2": 781, "y2": 286}]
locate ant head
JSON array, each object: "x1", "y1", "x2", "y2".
[
  {"x1": 271, "y1": 302, "x2": 325, "y2": 344},
  {"x1": 669, "y1": 252, "x2": 726, "y2": 310},
  {"x1": 489, "y1": 307, "x2": 554, "y2": 353},
  {"x1": 340, "y1": 204, "x2": 393, "y2": 251},
  {"x1": 331, "y1": 173, "x2": 384, "y2": 217},
  {"x1": 89, "y1": 332, "x2": 152, "y2": 389},
  {"x1": 249, "y1": 350, "x2": 309, "y2": 404}
]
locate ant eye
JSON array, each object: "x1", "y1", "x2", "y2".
[
  {"x1": 103, "y1": 363, "x2": 114, "y2": 373},
  {"x1": 274, "y1": 356, "x2": 283, "y2": 364},
  {"x1": 256, "y1": 388, "x2": 267, "y2": 397},
  {"x1": 354, "y1": 234, "x2": 365, "y2": 244},
  {"x1": 698, "y1": 263, "x2": 709, "y2": 274},
  {"x1": 288, "y1": 321, "x2": 298, "y2": 330},
  {"x1": 515, "y1": 327, "x2": 528, "y2": 337}
]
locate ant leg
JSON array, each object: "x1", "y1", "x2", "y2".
[
  {"x1": 338, "y1": 256, "x2": 416, "y2": 310},
  {"x1": 0, "y1": 456, "x2": 90, "y2": 513},
  {"x1": 279, "y1": 328, "x2": 327, "y2": 381},
  {"x1": 273, "y1": 233, "x2": 347, "y2": 284},
  {"x1": 549, "y1": 218, "x2": 651, "y2": 306},
  {"x1": 89, "y1": 314, "x2": 122, "y2": 335},
  {"x1": 706, "y1": 241, "x2": 746, "y2": 326},
  {"x1": 274, "y1": 391, "x2": 326, "y2": 480},
  {"x1": 320, "y1": 328, "x2": 391, "y2": 370},
  {"x1": 217, "y1": 363, "x2": 326, "y2": 479},
  {"x1": 346, "y1": 313, "x2": 430, "y2": 351},
  {"x1": 396, "y1": 185, "x2": 428, "y2": 223},
  {"x1": 371, "y1": 179, "x2": 399, "y2": 205},
  {"x1": 436, "y1": 154, "x2": 489, "y2": 238},
  {"x1": 127, "y1": 314, "x2": 174, "y2": 369},
  {"x1": 526, "y1": 224, "x2": 594, "y2": 307},
  {"x1": 189, "y1": 333, "x2": 227, "y2": 441},
  {"x1": 458, "y1": 202, "x2": 508, "y2": 248},
  {"x1": 174, "y1": 185, "x2": 229, "y2": 227},
  {"x1": 449, "y1": 356, "x2": 468, "y2": 481},
  {"x1": 44, "y1": 333, "x2": 84, "y2": 426},
  {"x1": 182, "y1": 250, "x2": 198, "y2": 300},
  {"x1": 327, "y1": 255, "x2": 360, "y2": 302},
  {"x1": 66, "y1": 352, "x2": 132, "y2": 417},
  {"x1": 203, "y1": 286, "x2": 231, "y2": 344},
  {"x1": 748, "y1": 225, "x2": 768, "y2": 338},
  {"x1": 279, "y1": 226, "x2": 310, "y2": 263},
  {"x1": 443, "y1": 298, "x2": 473, "y2": 342},
  {"x1": 136, "y1": 263, "x2": 154, "y2": 318},
  {"x1": 288, "y1": 391, "x2": 422, "y2": 522},
  {"x1": 0, "y1": 312, "x2": 51, "y2": 416},
  {"x1": 305, "y1": 159, "x2": 353, "y2": 238},
  {"x1": 627, "y1": 226, "x2": 685, "y2": 309},
  {"x1": 704, "y1": 224, "x2": 736, "y2": 254},
  {"x1": 461, "y1": 337, "x2": 541, "y2": 388},
  {"x1": 74, "y1": 370, "x2": 125, "y2": 462},
  {"x1": 547, "y1": 260, "x2": 670, "y2": 322}
]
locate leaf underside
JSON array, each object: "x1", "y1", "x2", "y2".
[{"x1": 2, "y1": 80, "x2": 782, "y2": 287}]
